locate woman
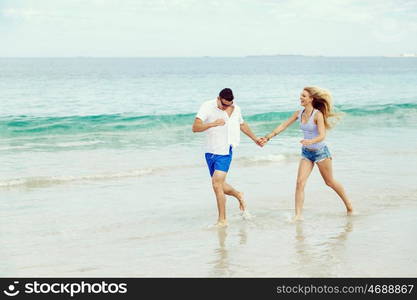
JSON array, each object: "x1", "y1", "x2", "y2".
[{"x1": 261, "y1": 86, "x2": 353, "y2": 221}]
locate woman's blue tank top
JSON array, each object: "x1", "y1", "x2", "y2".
[{"x1": 298, "y1": 109, "x2": 326, "y2": 150}]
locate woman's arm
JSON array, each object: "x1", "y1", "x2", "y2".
[{"x1": 264, "y1": 110, "x2": 299, "y2": 141}]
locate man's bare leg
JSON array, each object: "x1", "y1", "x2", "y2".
[
  {"x1": 212, "y1": 170, "x2": 228, "y2": 226},
  {"x1": 223, "y1": 182, "x2": 246, "y2": 211}
]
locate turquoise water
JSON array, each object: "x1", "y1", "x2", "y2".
[{"x1": 1, "y1": 57, "x2": 416, "y2": 276}]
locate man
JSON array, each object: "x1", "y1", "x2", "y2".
[{"x1": 192, "y1": 88, "x2": 262, "y2": 227}]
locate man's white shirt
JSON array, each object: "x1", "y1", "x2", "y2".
[{"x1": 196, "y1": 99, "x2": 244, "y2": 155}]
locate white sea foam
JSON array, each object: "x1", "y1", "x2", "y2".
[
  {"x1": 56, "y1": 141, "x2": 102, "y2": 147},
  {"x1": 0, "y1": 146, "x2": 29, "y2": 151},
  {"x1": 0, "y1": 168, "x2": 159, "y2": 188},
  {"x1": 236, "y1": 153, "x2": 290, "y2": 164}
]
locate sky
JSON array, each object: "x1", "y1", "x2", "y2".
[{"x1": 0, "y1": 0, "x2": 416, "y2": 57}]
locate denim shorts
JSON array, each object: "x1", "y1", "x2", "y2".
[
  {"x1": 205, "y1": 146, "x2": 233, "y2": 177},
  {"x1": 301, "y1": 145, "x2": 332, "y2": 163}
]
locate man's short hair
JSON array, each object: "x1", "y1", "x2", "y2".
[{"x1": 219, "y1": 88, "x2": 234, "y2": 101}]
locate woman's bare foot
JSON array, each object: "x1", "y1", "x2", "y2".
[{"x1": 237, "y1": 192, "x2": 246, "y2": 211}]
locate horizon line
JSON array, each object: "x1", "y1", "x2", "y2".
[{"x1": 0, "y1": 54, "x2": 414, "y2": 58}]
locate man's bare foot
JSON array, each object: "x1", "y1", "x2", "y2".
[
  {"x1": 346, "y1": 202, "x2": 353, "y2": 215},
  {"x1": 215, "y1": 220, "x2": 228, "y2": 227},
  {"x1": 291, "y1": 215, "x2": 304, "y2": 222},
  {"x1": 237, "y1": 192, "x2": 246, "y2": 211}
]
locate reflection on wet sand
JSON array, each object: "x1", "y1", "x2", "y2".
[
  {"x1": 294, "y1": 218, "x2": 353, "y2": 276},
  {"x1": 210, "y1": 226, "x2": 248, "y2": 277}
]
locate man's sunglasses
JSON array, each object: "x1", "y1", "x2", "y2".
[{"x1": 220, "y1": 98, "x2": 234, "y2": 106}]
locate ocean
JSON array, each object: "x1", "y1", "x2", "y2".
[{"x1": 1, "y1": 57, "x2": 416, "y2": 276}]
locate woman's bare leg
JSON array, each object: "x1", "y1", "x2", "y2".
[
  {"x1": 294, "y1": 159, "x2": 314, "y2": 220},
  {"x1": 316, "y1": 158, "x2": 353, "y2": 214}
]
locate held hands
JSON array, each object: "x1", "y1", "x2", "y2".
[
  {"x1": 258, "y1": 137, "x2": 269, "y2": 147},
  {"x1": 255, "y1": 137, "x2": 265, "y2": 147},
  {"x1": 254, "y1": 137, "x2": 269, "y2": 147}
]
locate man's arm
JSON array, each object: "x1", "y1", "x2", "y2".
[
  {"x1": 192, "y1": 118, "x2": 225, "y2": 132},
  {"x1": 240, "y1": 122, "x2": 261, "y2": 145}
]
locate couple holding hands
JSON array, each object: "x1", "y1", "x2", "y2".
[{"x1": 192, "y1": 87, "x2": 353, "y2": 227}]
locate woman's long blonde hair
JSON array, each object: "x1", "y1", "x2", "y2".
[{"x1": 303, "y1": 86, "x2": 342, "y2": 129}]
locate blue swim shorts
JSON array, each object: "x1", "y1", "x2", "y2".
[
  {"x1": 301, "y1": 145, "x2": 332, "y2": 163},
  {"x1": 205, "y1": 146, "x2": 233, "y2": 177}
]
